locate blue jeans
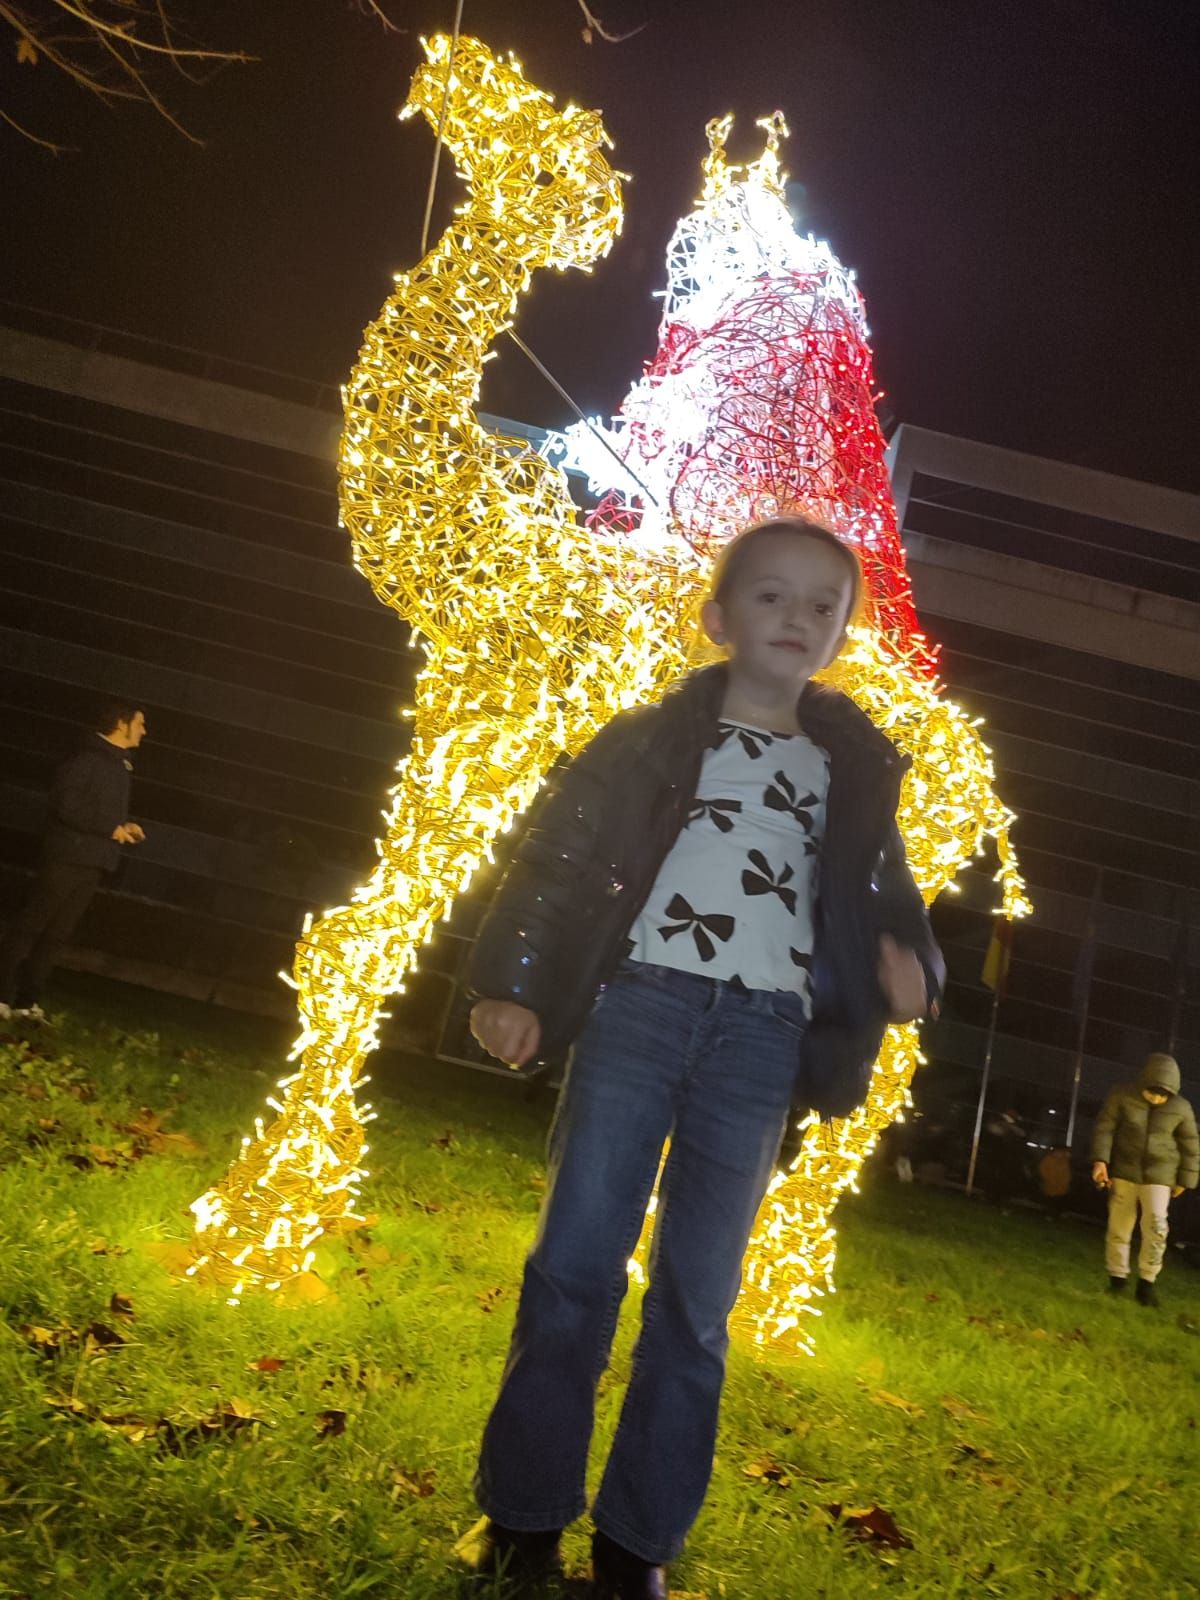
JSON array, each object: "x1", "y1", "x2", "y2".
[{"x1": 474, "y1": 959, "x2": 808, "y2": 1564}]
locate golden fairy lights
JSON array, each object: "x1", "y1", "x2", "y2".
[
  {"x1": 737, "y1": 630, "x2": 1030, "y2": 1352},
  {"x1": 188, "y1": 33, "x2": 705, "y2": 1301},
  {"x1": 187, "y1": 33, "x2": 1029, "y2": 1345}
]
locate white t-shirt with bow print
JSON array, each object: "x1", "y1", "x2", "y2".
[{"x1": 626, "y1": 719, "x2": 829, "y2": 1003}]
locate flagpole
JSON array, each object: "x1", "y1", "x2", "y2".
[
  {"x1": 966, "y1": 981, "x2": 1002, "y2": 1197},
  {"x1": 1065, "y1": 988, "x2": 1090, "y2": 1150},
  {"x1": 1066, "y1": 867, "x2": 1103, "y2": 1151}
]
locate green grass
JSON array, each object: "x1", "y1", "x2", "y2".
[{"x1": 1, "y1": 975, "x2": 1197, "y2": 1600}]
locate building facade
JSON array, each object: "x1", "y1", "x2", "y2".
[{"x1": 1, "y1": 313, "x2": 1196, "y2": 1118}]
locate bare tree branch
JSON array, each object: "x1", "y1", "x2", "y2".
[
  {"x1": 45, "y1": 0, "x2": 249, "y2": 60},
  {"x1": 352, "y1": 0, "x2": 405, "y2": 30},
  {"x1": 575, "y1": 0, "x2": 646, "y2": 44},
  {"x1": 1, "y1": 100, "x2": 75, "y2": 151},
  {"x1": 2, "y1": 3, "x2": 643, "y2": 151},
  {"x1": 1, "y1": 0, "x2": 253, "y2": 146}
]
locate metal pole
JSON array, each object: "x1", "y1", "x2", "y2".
[
  {"x1": 1065, "y1": 990, "x2": 1090, "y2": 1149},
  {"x1": 966, "y1": 982, "x2": 1002, "y2": 1196}
]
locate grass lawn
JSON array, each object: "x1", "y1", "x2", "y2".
[{"x1": 2, "y1": 975, "x2": 1197, "y2": 1600}]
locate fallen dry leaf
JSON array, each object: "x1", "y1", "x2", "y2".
[
  {"x1": 21, "y1": 1324, "x2": 73, "y2": 1356},
  {"x1": 871, "y1": 1389, "x2": 925, "y2": 1418},
  {"x1": 109, "y1": 1293, "x2": 135, "y2": 1320},
  {"x1": 88, "y1": 1237, "x2": 127, "y2": 1257},
  {"x1": 825, "y1": 1503, "x2": 913, "y2": 1550},
  {"x1": 84, "y1": 1321, "x2": 127, "y2": 1354},
  {"x1": 391, "y1": 1465, "x2": 436, "y2": 1499},
  {"x1": 159, "y1": 1400, "x2": 265, "y2": 1454},
  {"x1": 45, "y1": 1392, "x2": 90, "y2": 1416},
  {"x1": 247, "y1": 1357, "x2": 287, "y2": 1374},
  {"x1": 940, "y1": 1396, "x2": 991, "y2": 1425},
  {"x1": 952, "y1": 1441, "x2": 997, "y2": 1466},
  {"x1": 86, "y1": 1143, "x2": 131, "y2": 1168},
  {"x1": 315, "y1": 1408, "x2": 348, "y2": 1439},
  {"x1": 743, "y1": 1453, "x2": 792, "y2": 1488}
]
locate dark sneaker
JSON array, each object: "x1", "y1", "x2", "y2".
[
  {"x1": 1108, "y1": 1276, "x2": 1127, "y2": 1293},
  {"x1": 1135, "y1": 1278, "x2": 1159, "y2": 1308},
  {"x1": 453, "y1": 1516, "x2": 562, "y2": 1580},
  {"x1": 591, "y1": 1529, "x2": 669, "y2": 1599}
]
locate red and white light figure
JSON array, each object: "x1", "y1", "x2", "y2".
[{"x1": 547, "y1": 113, "x2": 937, "y2": 676}]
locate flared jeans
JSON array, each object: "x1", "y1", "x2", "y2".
[{"x1": 474, "y1": 959, "x2": 807, "y2": 1564}]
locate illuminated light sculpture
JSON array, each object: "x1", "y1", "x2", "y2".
[
  {"x1": 188, "y1": 34, "x2": 707, "y2": 1302},
  {"x1": 189, "y1": 40, "x2": 1029, "y2": 1348},
  {"x1": 549, "y1": 113, "x2": 938, "y2": 678}
]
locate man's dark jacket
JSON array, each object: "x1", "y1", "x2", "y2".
[
  {"x1": 468, "y1": 664, "x2": 945, "y2": 1119},
  {"x1": 45, "y1": 736, "x2": 132, "y2": 872}
]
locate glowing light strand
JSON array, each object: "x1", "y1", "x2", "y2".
[{"x1": 188, "y1": 34, "x2": 704, "y2": 1301}]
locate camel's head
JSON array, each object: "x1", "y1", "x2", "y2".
[{"x1": 403, "y1": 33, "x2": 624, "y2": 272}]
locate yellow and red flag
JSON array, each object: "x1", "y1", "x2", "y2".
[{"x1": 982, "y1": 917, "x2": 1014, "y2": 996}]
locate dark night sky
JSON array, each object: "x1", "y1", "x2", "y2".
[{"x1": 3, "y1": 0, "x2": 1197, "y2": 492}]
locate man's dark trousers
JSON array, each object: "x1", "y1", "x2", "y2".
[{"x1": 0, "y1": 862, "x2": 102, "y2": 1008}]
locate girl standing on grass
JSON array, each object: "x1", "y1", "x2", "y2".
[{"x1": 455, "y1": 516, "x2": 944, "y2": 1599}]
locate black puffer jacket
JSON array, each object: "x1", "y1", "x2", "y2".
[
  {"x1": 44, "y1": 736, "x2": 132, "y2": 872},
  {"x1": 468, "y1": 664, "x2": 945, "y2": 1118}
]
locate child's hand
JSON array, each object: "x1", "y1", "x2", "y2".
[
  {"x1": 1172, "y1": 1185, "x2": 1185, "y2": 1199},
  {"x1": 1092, "y1": 1161, "x2": 1111, "y2": 1188},
  {"x1": 877, "y1": 934, "x2": 927, "y2": 1022},
  {"x1": 470, "y1": 999, "x2": 541, "y2": 1068}
]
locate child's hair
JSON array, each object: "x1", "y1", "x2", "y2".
[{"x1": 708, "y1": 515, "x2": 864, "y2": 629}]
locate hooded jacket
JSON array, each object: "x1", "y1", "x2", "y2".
[
  {"x1": 44, "y1": 736, "x2": 132, "y2": 872},
  {"x1": 1090, "y1": 1054, "x2": 1199, "y2": 1189},
  {"x1": 467, "y1": 664, "x2": 945, "y2": 1119}
]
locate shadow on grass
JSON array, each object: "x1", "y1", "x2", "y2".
[{"x1": 450, "y1": 1572, "x2": 595, "y2": 1599}]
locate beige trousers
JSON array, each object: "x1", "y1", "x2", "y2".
[{"x1": 1105, "y1": 1179, "x2": 1170, "y2": 1282}]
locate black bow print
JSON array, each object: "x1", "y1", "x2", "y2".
[
  {"x1": 789, "y1": 948, "x2": 812, "y2": 972},
  {"x1": 741, "y1": 849, "x2": 798, "y2": 915},
  {"x1": 763, "y1": 771, "x2": 820, "y2": 854},
  {"x1": 715, "y1": 723, "x2": 775, "y2": 760},
  {"x1": 659, "y1": 893, "x2": 736, "y2": 963},
  {"x1": 687, "y1": 796, "x2": 743, "y2": 833}
]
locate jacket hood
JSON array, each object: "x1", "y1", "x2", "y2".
[{"x1": 1138, "y1": 1052, "x2": 1181, "y2": 1094}]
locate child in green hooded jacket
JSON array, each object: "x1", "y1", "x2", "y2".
[{"x1": 1091, "y1": 1051, "x2": 1199, "y2": 1305}]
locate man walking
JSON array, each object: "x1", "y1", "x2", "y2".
[
  {"x1": 0, "y1": 702, "x2": 147, "y2": 1022},
  {"x1": 1091, "y1": 1052, "x2": 1199, "y2": 1306}
]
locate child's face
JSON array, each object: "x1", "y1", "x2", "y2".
[
  {"x1": 702, "y1": 532, "x2": 853, "y2": 691},
  {"x1": 1143, "y1": 1088, "x2": 1169, "y2": 1105}
]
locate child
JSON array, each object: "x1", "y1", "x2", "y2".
[
  {"x1": 1091, "y1": 1051, "x2": 1199, "y2": 1305},
  {"x1": 456, "y1": 516, "x2": 944, "y2": 1598}
]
